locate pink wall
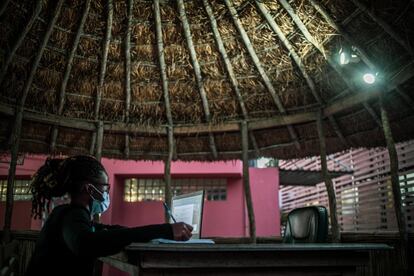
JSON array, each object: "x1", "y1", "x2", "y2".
[{"x1": 0, "y1": 155, "x2": 280, "y2": 238}]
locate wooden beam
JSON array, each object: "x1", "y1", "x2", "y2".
[
  {"x1": 224, "y1": 0, "x2": 285, "y2": 112},
  {"x1": 51, "y1": 0, "x2": 91, "y2": 153},
  {"x1": 278, "y1": 0, "x2": 326, "y2": 57},
  {"x1": 164, "y1": 126, "x2": 174, "y2": 223},
  {"x1": 89, "y1": 131, "x2": 97, "y2": 155},
  {"x1": 2, "y1": 118, "x2": 20, "y2": 243},
  {"x1": 256, "y1": 1, "x2": 347, "y2": 146},
  {"x1": 379, "y1": 95, "x2": 407, "y2": 241},
  {"x1": 95, "y1": 121, "x2": 104, "y2": 161},
  {"x1": 350, "y1": 0, "x2": 412, "y2": 55},
  {"x1": 203, "y1": 0, "x2": 260, "y2": 157},
  {"x1": 224, "y1": 0, "x2": 301, "y2": 150},
  {"x1": 92, "y1": 0, "x2": 113, "y2": 160},
  {"x1": 94, "y1": 0, "x2": 113, "y2": 118},
  {"x1": 316, "y1": 111, "x2": 341, "y2": 243},
  {"x1": 0, "y1": 59, "x2": 411, "y2": 138},
  {"x1": 124, "y1": 0, "x2": 133, "y2": 159},
  {"x1": 2, "y1": 0, "x2": 65, "y2": 242},
  {"x1": 0, "y1": 0, "x2": 43, "y2": 83},
  {"x1": 154, "y1": 0, "x2": 173, "y2": 126},
  {"x1": 241, "y1": 121, "x2": 256, "y2": 243},
  {"x1": 202, "y1": 0, "x2": 247, "y2": 117},
  {"x1": 125, "y1": 0, "x2": 132, "y2": 122},
  {"x1": 177, "y1": 0, "x2": 218, "y2": 158},
  {"x1": 0, "y1": 0, "x2": 11, "y2": 17}
]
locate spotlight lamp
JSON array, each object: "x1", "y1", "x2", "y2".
[
  {"x1": 363, "y1": 72, "x2": 377, "y2": 84},
  {"x1": 338, "y1": 46, "x2": 360, "y2": 65}
]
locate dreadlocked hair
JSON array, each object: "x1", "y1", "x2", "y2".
[{"x1": 30, "y1": 155, "x2": 107, "y2": 219}]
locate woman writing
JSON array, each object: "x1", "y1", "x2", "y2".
[{"x1": 25, "y1": 155, "x2": 192, "y2": 276}]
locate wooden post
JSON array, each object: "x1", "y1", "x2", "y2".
[
  {"x1": 241, "y1": 121, "x2": 256, "y2": 243},
  {"x1": 0, "y1": 0, "x2": 43, "y2": 83},
  {"x1": 2, "y1": 0, "x2": 65, "y2": 243},
  {"x1": 316, "y1": 111, "x2": 340, "y2": 242},
  {"x1": 95, "y1": 121, "x2": 104, "y2": 161},
  {"x1": 379, "y1": 95, "x2": 407, "y2": 241},
  {"x1": 164, "y1": 126, "x2": 174, "y2": 223},
  {"x1": 2, "y1": 116, "x2": 21, "y2": 243}
]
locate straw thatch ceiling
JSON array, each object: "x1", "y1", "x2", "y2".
[{"x1": 0, "y1": 0, "x2": 413, "y2": 160}]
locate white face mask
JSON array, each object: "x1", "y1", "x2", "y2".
[{"x1": 87, "y1": 184, "x2": 110, "y2": 216}]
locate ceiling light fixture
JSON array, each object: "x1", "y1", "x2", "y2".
[{"x1": 363, "y1": 73, "x2": 376, "y2": 84}]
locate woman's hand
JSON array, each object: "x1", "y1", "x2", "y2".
[{"x1": 171, "y1": 222, "x2": 193, "y2": 241}]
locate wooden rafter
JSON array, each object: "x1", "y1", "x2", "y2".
[
  {"x1": 241, "y1": 121, "x2": 256, "y2": 243},
  {"x1": 350, "y1": 0, "x2": 412, "y2": 55},
  {"x1": 164, "y1": 126, "x2": 174, "y2": 222},
  {"x1": 155, "y1": 0, "x2": 175, "y2": 208},
  {"x1": 276, "y1": 1, "x2": 378, "y2": 126},
  {"x1": 3, "y1": 0, "x2": 65, "y2": 242},
  {"x1": 224, "y1": 0, "x2": 301, "y2": 150},
  {"x1": 316, "y1": 111, "x2": 341, "y2": 242},
  {"x1": 1, "y1": 58, "x2": 412, "y2": 137},
  {"x1": 50, "y1": 0, "x2": 91, "y2": 153},
  {"x1": 307, "y1": 0, "x2": 392, "y2": 127},
  {"x1": 94, "y1": 0, "x2": 113, "y2": 119},
  {"x1": 0, "y1": 0, "x2": 11, "y2": 17},
  {"x1": 380, "y1": 94, "x2": 408, "y2": 247},
  {"x1": 0, "y1": 0, "x2": 43, "y2": 83},
  {"x1": 256, "y1": 1, "x2": 348, "y2": 146},
  {"x1": 177, "y1": 0, "x2": 218, "y2": 159},
  {"x1": 91, "y1": 0, "x2": 113, "y2": 156},
  {"x1": 124, "y1": 0, "x2": 133, "y2": 158},
  {"x1": 202, "y1": 0, "x2": 260, "y2": 157},
  {"x1": 278, "y1": 0, "x2": 326, "y2": 57},
  {"x1": 95, "y1": 121, "x2": 104, "y2": 161},
  {"x1": 154, "y1": 0, "x2": 172, "y2": 126}
]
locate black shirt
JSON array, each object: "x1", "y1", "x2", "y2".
[{"x1": 25, "y1": 204, "x2": 173, "y2": 276}]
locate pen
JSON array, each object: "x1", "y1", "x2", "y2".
[{"x1": 163, "y1": 201, "x2": 177, "y2": 223}]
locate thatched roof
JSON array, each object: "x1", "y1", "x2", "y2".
[{"x1": 0, "y1": 0, "x2": 413, "y2": 161}]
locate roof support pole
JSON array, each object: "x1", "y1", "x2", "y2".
[
  {"x1": 255, "y1": 1, "x2": 348, "y2": 147},
  {"x1": 155, "y1": 0, "x2": 175, "y2": 217},
  {"x1": 50, "y1": 0, "x2": 92, "y2": 153},
  {"x1": 241, "y1": 121, "x2": 256, "y2": 243},
  {"x1": 202, "y1": 0, "x2": 260, "y2": 157},
  {"x1": 380, "y1": 94, "x2": 408, "y2": 244},
  {"x1": 2, "y1": 119, "x2": 20, "y2": 243},
  {"x1": 95, "y1": 121, "x2": 104, "y2": 161},
  {"x1": 0, "y1": 0, "x2": 43, "y2": 83},
  {"x1": 91, "y1": 0, "x2": 114, "y2": 154},
  {"x1": 350, "y1": 0, "x2": 412, "y2": 55},
  {"x1": 177, "y1": 0, "x2": 218, "y2": 159},
  {"x1": 164, "y1": 126, "x2": 174, "y2": 223},
  {"x1": 2, "y1": 0, "x2": 65, "y2": 243},
  {"x1": 316, "y1": 111, "x2": 340, "y2": 242},
  {"x1": 224, "y1": 0, "x2": 300, "y2": 150},
  {"x1": 123, "y1": 0, "x2": 133, "y2": 159}
]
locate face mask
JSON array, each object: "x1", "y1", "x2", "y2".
[{"x1": 87, "y1": 184, "x2": 110, "y2": 216}]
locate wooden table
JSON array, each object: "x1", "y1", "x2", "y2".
[{"x1": 100, "y1": 243, "x2": 392, "y2": 276}]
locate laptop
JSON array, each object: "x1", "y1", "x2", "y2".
[
  {"x1": 152, "y1": 190, "x2": 214, "y2": 244},
  {"x1": 170, "y1": 190, "x2": 205, "y2": 239}
]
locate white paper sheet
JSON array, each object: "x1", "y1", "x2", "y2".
[{"x1": 173, "y1": 204, "x2": 194, "y2": 225}]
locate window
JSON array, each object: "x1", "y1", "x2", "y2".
[
  {"x1": 0, "y1": 179, "x2": 31, "y2": 201},
  {"x1": 124, "y1": 178, "x2": 227, "y2": 202}
]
